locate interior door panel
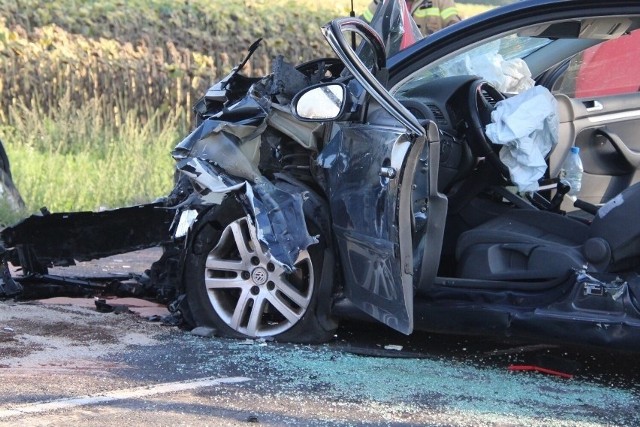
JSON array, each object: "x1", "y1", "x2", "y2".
[
  {"x1": 554, "y1": 94, "x2": 640, "y2": 205},
  {"x1": 549, "y1": 30, "x2": 640, "y2": 207}
]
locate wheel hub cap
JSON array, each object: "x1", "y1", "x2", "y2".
[{"x1": 251, "y1": 267, "x2": 268, "y2": 285}]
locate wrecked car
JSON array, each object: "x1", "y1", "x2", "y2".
[{"x1": 4, "y1": 0, "x2": 640, "y2": 350}]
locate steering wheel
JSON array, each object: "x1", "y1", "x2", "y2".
[{"x1": 465, "y1": 79, "x2": 510, "y2": 179}]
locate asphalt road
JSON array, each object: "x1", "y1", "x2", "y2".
[
  {"x1": 1, "y1": 250, "x2": 639, "y2": 426},
  {"x1": 1, "y1": 301, "x2": 639, "y2": 426}
]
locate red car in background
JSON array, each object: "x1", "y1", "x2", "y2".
[{"x1": 571, "y1": 29, "x2": 640, "y2": 98}]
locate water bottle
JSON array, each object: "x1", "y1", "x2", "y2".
[{"x1": 561, "y1": 146, "x2": 583, "y2": 197}]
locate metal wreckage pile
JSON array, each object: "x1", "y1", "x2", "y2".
[
  {"x1": 0, "y1": 51, "x2": 329, "y2": 328},
  {"x1": 0, "y1": 204, "x2": 186, "y2": 321}
]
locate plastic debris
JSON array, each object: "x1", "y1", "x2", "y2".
[
  {"x1": 384, "y1": 344, "x2": 403, "y2": 351},
  {"x1": 508, "y1": 364, "x2": 573, "y2": 379}
]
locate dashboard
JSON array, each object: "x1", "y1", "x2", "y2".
[{"x1": 397, "y1": 75, "x2": 485, "y2": 193}]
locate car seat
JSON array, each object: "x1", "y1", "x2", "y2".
[{"x1": 455, "y1": 182, "x2": 640, "y2": 280}]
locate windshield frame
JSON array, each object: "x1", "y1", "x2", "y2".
[
  {"x1": 385, "y1": 1, "x2": 640, "y2": 90},
  {"x1": 391, "y1": 33, "x2": 553, "y2": 97}
]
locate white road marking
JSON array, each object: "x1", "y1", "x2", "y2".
[{"x1": 0, "y1": 376, "x2": 251, "y2": 418}]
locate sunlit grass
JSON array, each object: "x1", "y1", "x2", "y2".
[{"x1": 1, "y1": 96, "x2": 183, "y2": 216}]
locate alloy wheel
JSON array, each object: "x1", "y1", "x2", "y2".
[{"x1": 203, "y1": 216, "x2": 314, "y2": 337}]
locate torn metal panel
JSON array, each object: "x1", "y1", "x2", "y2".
[
  {"x1": 1, "y1": 203, "x2": 174, "y2": 273},
  {"x1": 173, "y1": 118, "x2": 266, "y2": 181},
  {"x1": 175, "y1": 156, "x2": 318, "y2": 271},
  {"x1": 173, "y1": 89, "x2": 319, "y2": 271},
  {"x1": 176, "y1": 157, "x2": 246, "y2": 205},
  {"x1": 267, "y1": 104, "x2": 324, "y2": 151},
  {"x1": 244, "y1": 178, "x2": 318, "y2": 272}
]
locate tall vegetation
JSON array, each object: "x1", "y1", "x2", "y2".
[
  {"x1": 0, "y1": 0, "x2": 495, "y2": 221},
  {"x1": 0, "y1": 95, "x2": 181, "y2": 213}
]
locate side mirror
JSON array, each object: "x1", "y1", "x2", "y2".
[{"x1": 292, "y1": 83, "x2": 347, "y2": 121}]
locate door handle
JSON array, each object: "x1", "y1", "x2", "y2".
[
  {"x1": 584, "y1": 100, "x2": 603, "y2": 112},
  {"x1": 595, "y1": 127, "x2": 640, "y2": 168}
]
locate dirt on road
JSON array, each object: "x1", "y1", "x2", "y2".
[
  {"x1": 1, "y1": 247, "x2": 639, "y2": 426},
  {"x1": 1, "y1": 298, "x2": 639, "y2": 426}
]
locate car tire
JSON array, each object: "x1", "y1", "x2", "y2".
[{"x1": 183, "y1": 198, "x2": 335, "y2": 344}]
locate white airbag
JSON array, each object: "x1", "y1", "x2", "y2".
[{"x1": 485, "y1": 86, "x2": 559, "y2": 192}]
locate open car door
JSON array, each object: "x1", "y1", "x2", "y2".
[
  {"x1": 323, "y1": 120, "x2": 423, "y2": 334},
  {"x1": 319, "y1": 18, "x2": 433, "y2": 334}
]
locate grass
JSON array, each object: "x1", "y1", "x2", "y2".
[{"x1": 0, "y1": 95, "x2": 183, "y2": 215}]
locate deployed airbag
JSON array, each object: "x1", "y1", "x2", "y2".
[{"x1": 485, "y1": 86, "x2": 559, "y2": 192}]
